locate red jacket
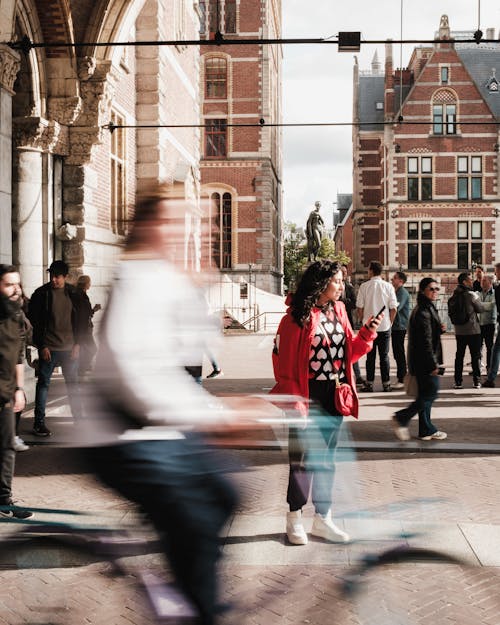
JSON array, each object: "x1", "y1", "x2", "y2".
[{"x1": 271, "y1": 299, "x2": 376, "y2": 419}]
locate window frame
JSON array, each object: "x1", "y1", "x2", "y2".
[
  {"x1": 205, "y1": 119, "x2": 227, "y2": 158},
  {"x1": 205, "y1": 57, "x2": 227, "y2": 99},
  {"x1": 110, "y1": 109, "x2": 127, "y2": 236}
]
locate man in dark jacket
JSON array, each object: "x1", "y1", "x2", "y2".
[
  {"x1": 28, "y1": 261, "x2": 86, "y2": 436},
  {"x1": 0, "y1": 264, "x2": 33, "y2": 518},
  {"x1": 449, "y1": 272, "x2": 493, "y2": 390},
  {"x1": 483, "y1": 262, "x2": 500, "y2": 387}
]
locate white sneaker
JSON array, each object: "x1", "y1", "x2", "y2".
[
  {"x1": 419, "y1": 431, "x2": 447, "y2": 441},
  {"x1": 13, "y1": 436, "x2": 29, "y2": 452},
  {"x1": 286, "y1": 510, "x2": 308, "y2": 545},
  {"x1": 393, "y1": 381, "x2": 405, "y2": 390},
  {"x1": 311, "y1": 511, "x2": 349, "y2": 543}
]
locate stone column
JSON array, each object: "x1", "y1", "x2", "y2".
[
  {"x1": 12, "y1": 116, "x2": 65, "y2": 295},
  {"x1": 0, "y1": 44, "x2": 20, "y2": 263}
]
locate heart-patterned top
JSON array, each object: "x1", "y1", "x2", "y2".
[{"x1": 309, "y1": 309, "x2": 347, "y2": 381}]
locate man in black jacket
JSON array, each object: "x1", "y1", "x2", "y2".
[
  {"x1": 28, "y1": 261, "x2": 86, "y2": 436},
  {"x1": 0, "y1": 264, "x2": 33, "y2": 518},
  {"x1": 483, "y1": 262, "x2": 500, "y2": 387}
]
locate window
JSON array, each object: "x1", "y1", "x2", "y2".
[
  {"x1": 407, "y1": 156, "x2": 432, "y2": 200},
  {"x1": 407, "y1": 222, "x2": 433, "y2": 269},
  {"x1": 205, "y1": 57, "x2": 227, "y2": 98},
  {"x1": 433, "y1": 103, "x2": 456, "y2": 135},
  {"x1": 200, "y1": 0, "x2": 237, "y2": 35},
  {"x1": 224, "y1": 0, "x2": 236, "y2": 32},
  {"x1": 210, "y1": 191, "x2": 232, "y2": 269},
  {"x1": 457, "y1": 221, "x2": 482, "y2": 268},
  {"x1": 205, "y1": 119, "x2": 227, "y2": 157},
  {"x1": 110, "y1": 110, "x2": 127, "y2": 235},
  {"x1": 457, "y1": 156, "x2": 482, "y2": 199},
  {"x1": 440, "y1": 66, "x2": 449, "y2": 84}
]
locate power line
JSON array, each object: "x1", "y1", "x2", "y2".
[
  {"x1": 6, "y1": 33, "x2": 500, "y2": 53},
  {"x1": 103, "y1": 119, "x2": 500, "y2": 132}
]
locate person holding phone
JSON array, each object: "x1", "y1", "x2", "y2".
[
  {"x1": 356, "y1": 261, "x2": 398, "y2": 392},
  {"x1": 392, "y1": 277, "x2": 447, "y2": 441},
  {"x1": 271, "y1": 260, "x2": 380, "y2": 545}
]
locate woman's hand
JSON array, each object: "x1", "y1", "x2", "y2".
[{"x1": 365, "y1": 311, "x2": 383, "y2": 331}]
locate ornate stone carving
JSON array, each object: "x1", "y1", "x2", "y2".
[
  {"x1": 67, "y1": 60, "x2": 116, "y2": 165},
  {"x1": 12, "y1": 116, "x2": 70, "y2": 155},
  {"x1": 77, "y1": 56, "x2": 97, "y2": 81},
  {"x1": 47, "y1": 96, "x2": 82, "y2": 126},
  {"x1": 0, "y1": 45, "x2": 21, "y2": 94}
]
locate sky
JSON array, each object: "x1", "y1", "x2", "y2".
[{"x1": 282, "y1": 0, "x2": 500, "y2": 231}]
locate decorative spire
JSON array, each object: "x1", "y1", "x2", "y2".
[
  {"x1": 439, "y1": 15, "x2": 450, "y2": 40},
  {"x1": 371, "y1": 50, "x2": 381, "y2": 74}
]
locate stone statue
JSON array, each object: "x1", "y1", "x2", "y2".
[{"x1": 306, "y1": 201, "x2": 324, "y2": 262}]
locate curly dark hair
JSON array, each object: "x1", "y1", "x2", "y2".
[{"x1": 291, "y1": 260, "x2": 342, "y2": 327}]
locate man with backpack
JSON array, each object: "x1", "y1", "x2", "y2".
[{"x1": 448, "y1": 272, "x2": 493, "y2": 389}]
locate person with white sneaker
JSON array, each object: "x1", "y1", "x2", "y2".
[
  {"x1": 393, "y1": 277, "x2": 447, "y2": 442},
  {"x1": 271, "y1": 260, "x2": 381, "y2": 545}
]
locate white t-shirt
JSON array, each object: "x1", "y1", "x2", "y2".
[{"x1": 356, "y1": 276, "x2": 398, "y2": 332}]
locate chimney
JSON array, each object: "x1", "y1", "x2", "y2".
[
  {"x1": 384, "y1": 41, "x2": 394, "y2": 120},
  {"x1": 486, "y1": 28, "x2": 495, "y2": 40}
]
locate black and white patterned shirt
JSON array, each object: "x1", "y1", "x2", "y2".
[{"x1": 309, "y1": 309, "x2": 347, "y2": 382}]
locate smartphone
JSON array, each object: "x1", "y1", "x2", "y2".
[
  {"x1": 375, "y1": 305, "x2": 386, "y2": 318},
  {"x1": 437, "y1": 366, "x2": 445, "y2": 376}
]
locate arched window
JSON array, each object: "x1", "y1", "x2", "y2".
[
  {"x1": 432, "y1": 90, "x2": 457, "y2": 135},
  {"x1": 210, "y1": 191, "x2": 232, "y2": 269},
  {"x1": 205, "y1": 57, "x2": 227, "y2": 99}
]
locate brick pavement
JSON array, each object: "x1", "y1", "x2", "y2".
[{"x1": 1, "y1": 333, "x2": 499, "y2": 624}]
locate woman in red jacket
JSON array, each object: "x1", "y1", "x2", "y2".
[{"x1": 272, "y1": 260, "x2": 381, "y2": 545}]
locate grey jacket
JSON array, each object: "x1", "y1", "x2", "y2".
[
  {"x1": 479, "y1": 289, "x2": 497, "y2": 326},
  {"x1": 453, "y1": 285, "x2": 494, "y2": 336}
]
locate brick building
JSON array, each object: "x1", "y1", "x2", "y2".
[
  {"x1": 0, "y1": 0, "x2": 201, "y2": 302},
  {"x1": 352, "y1": 15, "x2": 500, "y2": 292},
  {"x1": 199, "y1": 0, "x2": 283, "y2": 295}
]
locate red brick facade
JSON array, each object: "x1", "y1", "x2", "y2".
[
  {"x1": 353, "y1": 18, "x2": 500, "y2": 293},
  {"x1": 200, "y1": 0, "x2": 283, "y2": 295}
]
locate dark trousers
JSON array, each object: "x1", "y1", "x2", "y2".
[
  {"x1": 454, "y1": 334, "x2": 482, "y2": 384},
  {"x1": 92, "y1": 436, "x2": 237, "y2": 625},
  {"x1": 366, "y1": 330, "x2": 391, "y2": 384},
  {"x1": 0, "y1": 401, "x2": 15, "y2": 503},
  {"x1": 394, "y1": 374, "x2": 439, "y2": 438},
  {"x1": 34, "y1": 350, "x2": 83, "y2": 425},
  {"x1": 480, "y1": 324, "x2": 495, "y2": 372},
  {"x1": 391, "y1": 330, "x2": 407, "y2": 382},
  {"x1": 287, "y1": 380, "x2": 343, "y2": 516}
]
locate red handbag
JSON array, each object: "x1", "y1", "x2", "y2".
[{"x1": 333, "y1": 376, "x2": 355, "y2": 416}]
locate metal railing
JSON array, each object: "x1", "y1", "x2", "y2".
[{"x1": 238, "y1": 311, "x2": 284, "y2": 333}]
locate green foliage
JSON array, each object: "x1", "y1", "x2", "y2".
[{"x1": 283, "y1": 225, "x2": 351, "y2": 292}]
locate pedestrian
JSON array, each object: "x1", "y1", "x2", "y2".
[
  {"x1": 448, "y1": 272, "x2": 493, "y2": 390},
  {"x1": 75, "y1": 274, "x2": 101, "y2": 378},
  {"x1": 356, "y1": 260, "x2": 398, "y2": 392},
  {"x1": 478, "y1": 275, "x2": 496, "y2": 376},
  {"x1": 472, "y1": 265, "x2": 484, "y2": 292},
  {"x1": 271, "y1": 260, "x2": 380, "y2": 545},
  {"x1": 390, "y1": 271, "x2": 411, "y2": 389},
  {"x1": 28, "y1": 260, "x2": 86, "y2": 436},
  {"x1": 13, "y1": 286, "x2": 32, "y2": 452},
  {"x1": 0, "y1": 264, "x2": 33, "y2": 518},
  {"x1": 88, "y1": 186, "x2": 238, "y2": 625},
  {"x1": 392, "y1": 277, "x2": 447, "y2": 442},
  {"x1": 482, "y1": 263, "x2": 500, "y2": 388},
  {"x1": 340, "y1": 264, "x2": 365, "y2": 386}
]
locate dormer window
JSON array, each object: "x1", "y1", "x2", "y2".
[
  {"x1": 375, "y1": 102, "x2": 383, "y2": 110},
  {"x1": 486, "y1": 68, "x2": 498, "y2": 94},
  {"x1": 440, "y1": 66, "x2": 449, "y2": 85}
]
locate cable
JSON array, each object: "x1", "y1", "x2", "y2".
[
  {"x1": 103, "y1": 119, "x2": 500, "y2": 132},
  {"x1": 6, "y1": 34, "x2": 499, "y2": 52}
]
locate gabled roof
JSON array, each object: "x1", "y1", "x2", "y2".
[{"x1": 457, "y1": 47, "x2": 500, "y2": 119}]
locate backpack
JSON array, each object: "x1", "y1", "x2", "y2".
[{"x1": 447, "y1": 291, "x2": 470, "y2": 325}]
